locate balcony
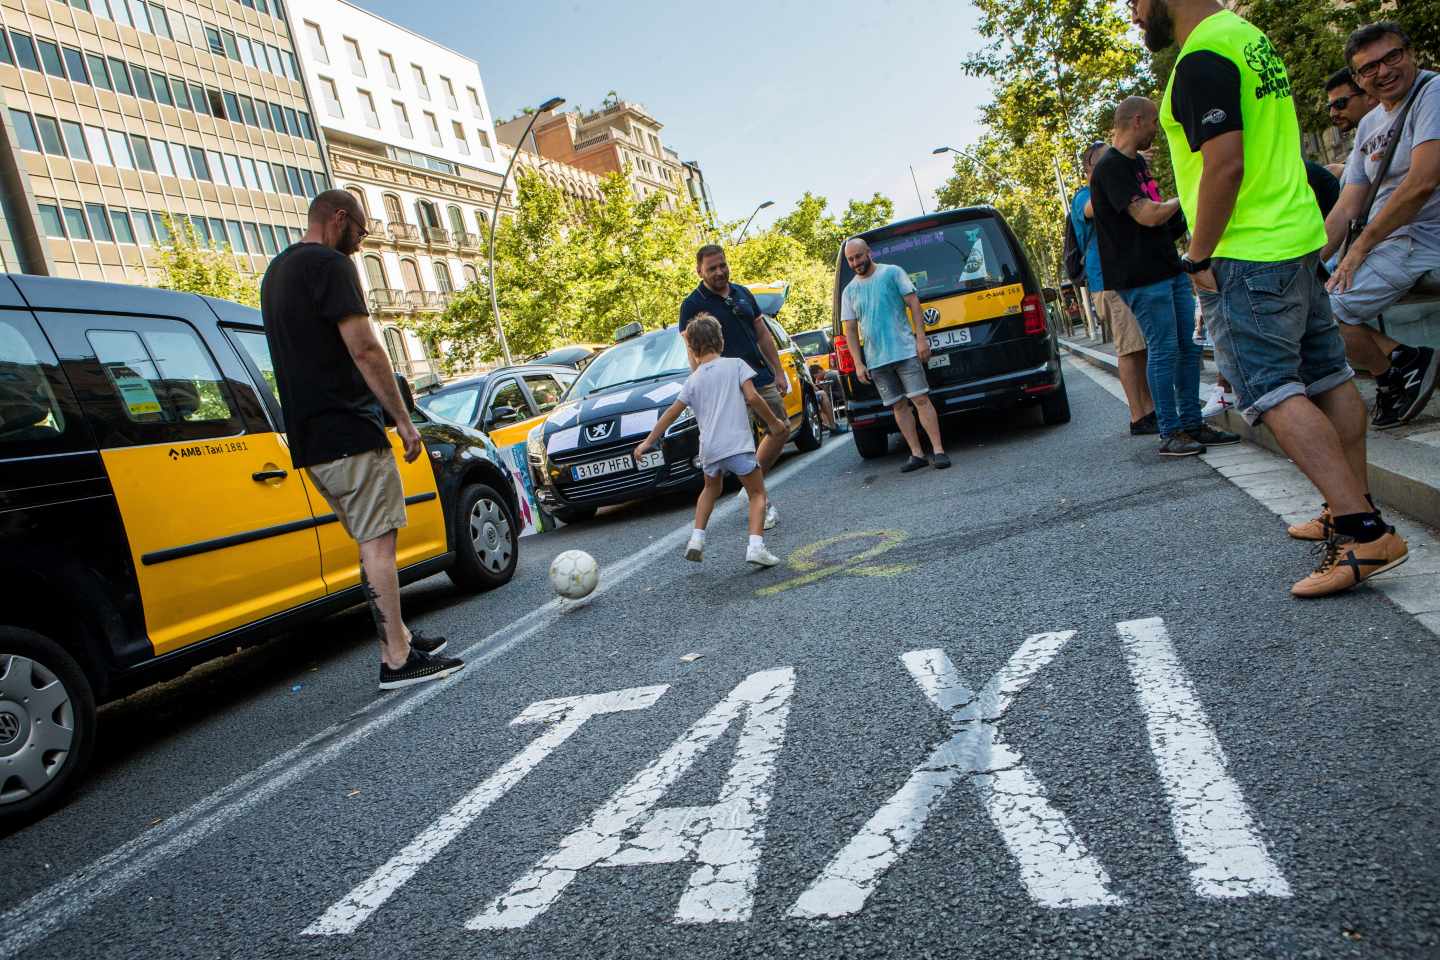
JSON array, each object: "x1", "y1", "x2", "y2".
[
  {"x1": 368, "y1": 288, "x2": 409, "y2": 314},
  {"x1": 408, "y1": 290, "x2": 446, "y2": 312},
  {"x1": 366, "y1": 217, "x2": 384, "y2": 236},
  {"x1": 456, "y1": 231, "x2": 481, "y2": 251},
  {"x1": 422, "y1": 225, "x2": 451, "y2": 248},
  {"x1": 389, "y1": 222, "x2": 421, "y2": 246}
]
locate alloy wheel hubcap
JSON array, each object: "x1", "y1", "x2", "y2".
[
  {"x1": 0, "y1": 654, "x2": 76, "y2": 804},
  {"x1": 468, "y1": 498, "x2": 514, "y2": 574}
]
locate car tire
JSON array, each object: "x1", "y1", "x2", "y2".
[
  {"x1": 446, "y1": 482, "x2": 520, "y2": 592},
  {"x1": 794, "y1": 390, "x2": 823, "y2": 452},
  {"x1": 852, "y1": 425, "x2": 889, "y2": 459},
  {"x1": 0, "y1": 627, "x2": 96, "y2": 828},
  {"x1": 554, "y1": 505, "x2": 597, "y2": 525},
  {"x1": 1040, "y1": 378, "x2": 1072, "y2": 425}
]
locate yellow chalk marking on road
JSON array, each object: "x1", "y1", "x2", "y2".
[{"x1": 757, "y1": 530, "x2": 916, "y2": 597}]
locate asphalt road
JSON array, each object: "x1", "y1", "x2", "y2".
[{"x1": 3, "y1": 360, "x2": 1438, "y2": 959}]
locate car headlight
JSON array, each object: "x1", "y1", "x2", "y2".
[
  {"x1": 663, "y1": 407, "x2": 697, "y2": 437},
  {"x1": 526, "y1": 424, "x2": 548, "y2": 465}
]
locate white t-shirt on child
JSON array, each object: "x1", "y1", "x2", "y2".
[{"x1": 678, "y1": 357, "x2": 757, "y2": 467}]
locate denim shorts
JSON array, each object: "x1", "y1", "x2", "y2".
[
  {"x1": 871, "y1": 355, "x2": 930, "y2": 407},
  {"x1": 1201, "y1": 252, "x2": 1353, "y2": 425},
  {"x1": 1330, "y1": 234, "x2": 1440, "y2": 326},
  {"x1": 703, "y1": 451, "x2": 758, "y2": 478}
]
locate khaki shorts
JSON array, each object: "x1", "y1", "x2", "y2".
[
  {"x1": 1096, "y1": 289, "x2": 1147, "y2": 356},
  {"x1": 751, "y1": 382, "x2": 789, "y2": 436},
  {"x1": 305, "y1": 447, "x2": 407, "y2": 544}
]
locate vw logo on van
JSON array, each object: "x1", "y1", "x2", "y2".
[
  {"x1": 923, "y1": 308, "x2": 941, "y2": 326},
  {"x1": 0, "y1": 710, "x2": 20, "y2": 746},
  {"x1": 585, "y1": 421, "x2": 615, "y2": 442}
]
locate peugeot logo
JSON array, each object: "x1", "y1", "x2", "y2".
[
  {"x1": 923, "y1": 308, "x2": 941, "y2": 326},
  {"x1": 0, "y1": 711, "x2": 19, "y2": 746},
  {"x1": 585, "y1": 421, "x2": 615, "y2": 442}
]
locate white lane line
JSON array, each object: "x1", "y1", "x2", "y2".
[
  {"x1": 468, "y1": 668, "x2": 796, "y2": 929},
  {"x1": 790, "y1": 632, "x2": 1121, "y2": 918},
  {"x1": 1115, "y1": 617, "x2": 1291, "y2": 899},
  {"x1": 0, "y1": 437, "x2": 852, "y2": 960},
  {"x1": 305, "y1": 684, "x2": 670, "y2": 936}
]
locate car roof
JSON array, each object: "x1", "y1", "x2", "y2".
[
  {"x1": 3, "y1": 272, "x2": 238, "y2": 319},
  {"x1": 423, "y1": 363, "x2": 576, "y2": 396},
  {"x1": 853, "y1": 205, "x2": 1005, "y2": 244}
]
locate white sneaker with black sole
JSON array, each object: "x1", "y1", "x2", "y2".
[{"x1": 379, "y1": 649, "x2": 464, "y2": 690}]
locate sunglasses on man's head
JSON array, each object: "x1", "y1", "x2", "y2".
[{"x1": 1326, "y1": 95, "x2": 1354, "y2": 111}]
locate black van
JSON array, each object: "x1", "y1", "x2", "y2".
[
  {"x1": 0, "y1": 274, "x2": 521, "y2": 825},
  {"x1": 833, "y1": 207, "x2": 1070, "y2": 458}
]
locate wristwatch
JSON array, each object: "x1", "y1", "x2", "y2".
[{"x1": 1179, "y1": 254, "x2": 1212, "y2": 274}]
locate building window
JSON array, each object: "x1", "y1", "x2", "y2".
[
  {"x1": 477, "y1": 129, "x2": 495, "y2": 163},
  {"x1": 319, "y1": 77, "x2": 342, "y2": 118},
  {"x1": 380, "y1": 52, "x2": 399, "y2": 90},
  {"x1": 60, "y1": 121, "x2": 89, "y2": 161},
  {"x1": 34, "y1": 115, "x2": 65, "y2": 155},
  {"x1": 110, "y1": 58, "x2": 134, "y2": 96},
  {"x1": 130, "y1": 65, "x2": 154, "y2": 101},
  {"x1": 363, "y1": 254, "x2": 387, "y2": 289},
  {"x1": 412, "y1": 64, "x2": 429, "y2": 100},
  {"x1": 8, "y1": 32, "x2": 39, "y2": 73},
  {"x1": 441, "y1": 76, "x2": 458, "y2": 110},
  {"x1": 85, "y1": 126, "x2": 111, "y2": 165},
  {"x1": 344, "y1": 37, "x2": 364, "y2": 76},
  {"x1": 152, "y1": 71, "x2": 173, "y2": 107},
  {"x1": 462, "y1": 263, "x2": 478, "y2": 286},
  {"x1": 304, "y1": 22, "x2": 327, "y2": 63},
  {"x1": 131, "y1": 210, "x2": 155, "y2": 244},
  {"x1": 347, "y1": 187, "x2": 368, "y2": 216},
  {"x1": 392, "y1": 101, "x2": 412, "y2": 138},
  {"x1": 452, "y1": 122, "x2": 469, "y2": 155},
  {"x1": 62, "y1": 46, "x2": 88, "y2": 83},
  {"x1": 7, "y1": 110, "x2": 39, "y2": 153},
  {"x1": 424, "y1": 112, "x2": 442, "y2": 148},
  {"x1": 37, "y1": 202, "x2": 66, "y2": 238},
  {"x1": 359, "y1": 90, "x2": 380, "y2": 129},
  {"x1": 467, "y1": 86, "x2": 484, "y2": 119},
  {"x1": 399, "y1": 258, "x2": 420, "y2": 292},
  {"x1": 383, "y1": 193, "x2": 404, "y2": 224},
  {"x1": 37, "y1": 38, "x2": 65, "y2": 78},
  {"x1": 434, "y1": 261, "x2": 453, "y2": 294},
  {"x1": 87, "y1": 203, "x2": 115, "y2": 242},
  {"x1": 63, "y1": 205, "x2": 90, "y2": 240},
  {"x1": 86, "y1": 53, "x2": 111, "y2": 90},
  {"x1": 383, "y1": 327, "x2": 408, "y2": 367},
  {"x1": 447, "y1": 205, "x2": 465, "y2": 236},
  {"x1": 110, "y1": 209, "x2": 136, "y2": 244},
  {"x1": 130, "y1": 135, "x2": 157, "y2": 172}
]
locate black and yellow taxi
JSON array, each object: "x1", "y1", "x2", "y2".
[
  {"x1": 832, "y1": 207, "x2": 1070, "y2": 458},
  {"x1": 0, "y1": 274, "x2": 522, "y2": 825},
  {"x1": 527, "y1": 318, "x2": 823, "y2": 522}
]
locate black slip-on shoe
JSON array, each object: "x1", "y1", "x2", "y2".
[
  {"x1": 1129, "y1": 412, "x2": 1159, "y2": 436},
  {"x1": 1186, "y1": 424, "x2": 1241, "y2": 446},
  {"x1": 900, "y1": 455, "x2": 929, "y2": 473},
  {"x1": 379, "y1": 650, "x2": 464, "y2": 690},
  {"x1": 409, "y1": 630, "x2": 448, "y2": 656},
  {"x1": 929, "y1": 452, "x2": 952, "y2": 469}
]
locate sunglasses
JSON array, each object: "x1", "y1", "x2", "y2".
[
  {"x1": 344, "y1": 210, "x2": 369, "y2": 239},
  {"x1": 723, "y1": 296, "x2": 753, "y2": 318},
  {"x1": 1326, "y1": 94, "x2": 1354, "y2": 111},
  {"x1": 1354, "y1": 46, "x2": 1406, "y2": 80}
]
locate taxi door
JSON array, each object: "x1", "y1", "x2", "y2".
[
  {"x1": 764, "y1": 317, "x2": 805, "y2": 423},
  {"x1": 39, "y1": 312, "x2": 327, "y2": 658},
  {"x1": 223, "y1": 326, "x2": 447, "y2": 593}
]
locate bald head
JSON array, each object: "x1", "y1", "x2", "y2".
[
  {"x1": 308, "y1": 189, "x2": 362, "y2": 225},
  {"x1": 844, "y1": 238, "x2": 870, "y2": 255},
  {"x1": 307, "y1": 189, "x2": 366, "y2": 255},
  {"x1": 1113, "y1": 96, "x2": 1154, "y2": 130},
  {"x1": 843, "y1": 237, "x2": 874, "y2": 276},
  {"x1": 1112, "y1": 96, "x2": 1161, "y2": 153}
]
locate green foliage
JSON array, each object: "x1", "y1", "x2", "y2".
[
  {"x1": 725, "y1": 231, "x2": 834, "y2": 336},
  {"x1": 152, "y1": 215, "x2": 260, "y2": 307},
  {"x1": 771, "y1": 191, "x2": 897, "y2": 267}
]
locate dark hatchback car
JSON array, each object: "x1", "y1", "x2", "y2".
[
  {"x1": 414, "y1": 363, "x2": 578, "y2": 451},
  {"x1": 833, "y1": 206, "x2": 1070, "y2": 458},
  {"x1": 527, "y1": 325, "x2": 821, "y2": 522},
  {"x1": 0, "y1": 274, "x2": 520, "y2": 825}
]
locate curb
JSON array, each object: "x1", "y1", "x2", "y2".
[{"x1": 1060, "y1": 339, "x2": 1440, "y2": 530}]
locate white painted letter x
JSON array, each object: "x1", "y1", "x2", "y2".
[{"x1": 790, "y1": 631, "x2": 1121, "y2": 918}]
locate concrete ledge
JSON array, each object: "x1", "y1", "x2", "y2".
[{"x1": 1061, "y1": 338, "x2": 1440, "y2": 530}]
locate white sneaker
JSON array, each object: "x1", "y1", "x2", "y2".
[
  {"x1": 764, "y1": 502, "x2": 778, "y2": 531},
  {"x1": 1201, "y1": 384, "x2": 1235, "y2": 419},
  {"x1": 684, "y1": 535, "x2": 704, "y2": 562},
  {"x1": 746, "y1": 543, "x2": 780, "y2": 567}
]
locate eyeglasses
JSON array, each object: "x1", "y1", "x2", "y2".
[
  {"x1": 344, "y1": 210, "x2": 369, "y2": 239},
  {"x1": 1354, "y1": 46, "x2": 1407, "y2": 80},
  {"x1": 1326, "y1": 94, "x2": 1354, "y2": 111}
]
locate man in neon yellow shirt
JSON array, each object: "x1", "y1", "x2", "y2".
[{"x1": 1137, "y1": 0, "x2": 1408, "y2": 597}]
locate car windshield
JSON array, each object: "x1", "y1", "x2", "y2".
[
  {"x1": 837, "y1": 216, "x2": 1022, "y2": 300},
  {"x1": 568, "y1": 330, "x2": 688, "y2": 400},
  {"x1": 418, "y1": 386, "x2": 480, "y2": 424},
  {"x1": 792, "y1": 331, "x2": 829, "y2": 358}
]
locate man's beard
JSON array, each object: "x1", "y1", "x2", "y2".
[
  {"x1": 1143, "y1": 0, "x2": 1175, "y2": 51},
  {"x1": 856, "y1": 256, "x2": 873, "y2": 274}
]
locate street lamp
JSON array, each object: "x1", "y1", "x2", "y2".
[
  {"x1": 737, "y1": 200, "x2": 774, "y2": 241},
  {"x1": 488, "y1": 95, "x2": 564, "y2": 366},
  {"x1": 932, "y1": 146, "x2": 1018, "y2": 189}
]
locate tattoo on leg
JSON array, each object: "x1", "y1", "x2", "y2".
[{"x1": 360, "y1": 567, "x2": 386, "y2": 636}]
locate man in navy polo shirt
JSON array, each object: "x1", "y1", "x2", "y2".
[{"x1": 680, "y1": 243, "x2": 789, "y2": 529}]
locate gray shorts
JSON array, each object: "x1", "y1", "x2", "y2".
[
  {"x1": 871, "y1": 356, "x2": 930, "y2": 407},
  {"x1": 703, "y1": 451, "x2": 758, "y2": 478},
  {"x1": 1330, "y1": 234, "x2": 1440, "y2": 326}
]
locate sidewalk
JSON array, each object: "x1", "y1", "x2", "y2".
[{"x1": 1060, "y1": 334, "x2": 1440, "y2": 530}]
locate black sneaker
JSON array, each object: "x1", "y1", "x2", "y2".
[
  {"x1": 409, "y1": 630, "x2": 448, "y2": 656},
  {"x1": 900, "y1": 455, "x2": 928, "y2": 473},
  {"x1": 1130, "y1": 412, "x2": 1159, "y2": 436},
  {"x1": 1371, "y1": 381, "x2": 1406, "y2": 429},
  {"x1": 928, "y1": 452, "x2": 952, "y2": 470},
  {"x1": 1386, "y1": 345, "x2": 1440, "y2": 425},
  {"x1": 1158, "y1": 434, "x2": 1205, "y2": 457},
  {"x1": 1186, "y1": 424, "x2": 1241, "y2": 446},
  {"x1": 378, "y1": 650, "x2": 464, "y2": 690}
]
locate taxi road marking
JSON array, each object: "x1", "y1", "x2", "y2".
[{"x1": 756, "y1": 530, "x2": 916, "y2": 597}]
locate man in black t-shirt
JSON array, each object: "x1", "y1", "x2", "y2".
[
  {"x1": 679, "y1": 244, "x2": 789, "y2": 529},
  {"x1": 262, "y1": 190, "x2": 462, "y2": 690},
  {"x1": 1091, "y1": 96, "x2": 1236, "y2": 458}
]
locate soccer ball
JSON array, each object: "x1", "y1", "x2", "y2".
[{"x1": 549, "y1": 550, "x2": 600, "y2": 600}]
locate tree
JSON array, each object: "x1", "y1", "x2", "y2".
[
  {"x1": 152, "y1": 215, "x2": 260, "y2": 306},
  {"x1": 726, "y1": 231, "x2": 833, "y2": 335},
  {"x1": 772, "y1": 192, "x2": 842, "y2": 264}
]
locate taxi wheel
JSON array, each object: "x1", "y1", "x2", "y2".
[
  {"x1": 0, "y1": 627, "x2": 96, "y2": 828},
  {"x1": 794, "y1": 390, "x2": 823, "y2": 452},
  {"x1": 447, "y1": 482, "x2": 519, "y2": 593}
]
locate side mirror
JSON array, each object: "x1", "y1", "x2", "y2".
[
  {"x1": 395, "y1": 373, "x2": 416, "y2": 414},
  {"x1": 1042, "y1": 287, "x2": 1059, "y2": 303},
  {"x1": 487, "y1": 405, "x2": 518, "y2": 427}
]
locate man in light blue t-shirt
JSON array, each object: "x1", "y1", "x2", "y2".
[{"x1": 840, "y1": 237, "x2": 949, "y2": 471}]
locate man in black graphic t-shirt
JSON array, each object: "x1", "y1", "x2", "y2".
[{"x1": 262, "y1": 190, "x2": 462, "y2": 690}]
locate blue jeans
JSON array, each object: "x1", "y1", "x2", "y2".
[
  {"x1": 1201, "y1": 253, "x2": 1352, "y2": 425},
  {"x1": 1118, "y1": 274, "x2": 1202, "y2": 437}
]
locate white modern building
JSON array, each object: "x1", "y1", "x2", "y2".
[{"x1": 287, "y1": 0, "x2": 509, "y2": 387}]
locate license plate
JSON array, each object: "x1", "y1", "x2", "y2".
[
  {"x1": 572, "y1": 450, "x2": 664, "y2": 481},
  {"x1": 927, "y1": 354, "x2": 951, "y2": 369},
  {"x1": 928, "y1": 328, "x2": 972, "y2": 350}
]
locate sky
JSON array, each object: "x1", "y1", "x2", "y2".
[{"x1": 361, "y1": 0, "x2": 994, "y2": 232}]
